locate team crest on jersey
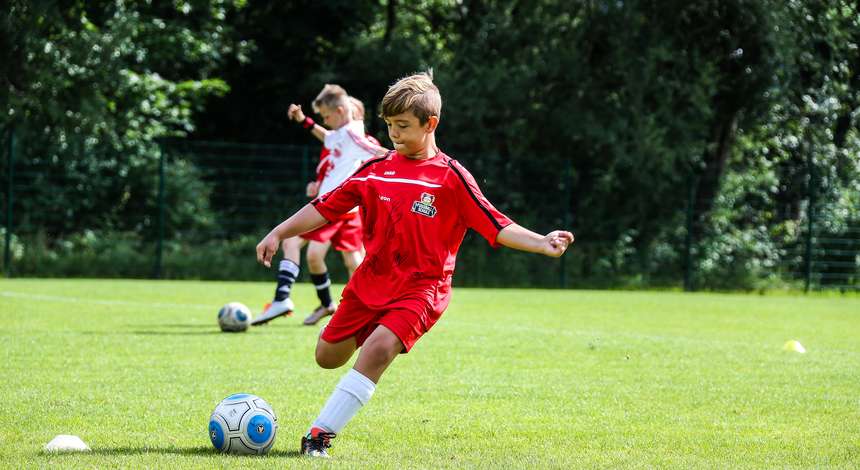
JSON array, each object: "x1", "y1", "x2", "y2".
[{"x1": 411, "y1": 192, "x2": 437, "y2": 218}]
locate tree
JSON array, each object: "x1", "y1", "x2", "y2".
[{"x1": 0, "y1": 0, "x2": 244, "y2": 239}]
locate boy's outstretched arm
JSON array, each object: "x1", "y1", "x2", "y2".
[
  {"x1": 256, "y1": 204, "x2": 328, "y2": 267},
  {"x1": 496, "y1": 224, "x2": 574, "y2": 258},
  {"x1": 287, "y1": 104, "x2": 328, "y2": 143}
]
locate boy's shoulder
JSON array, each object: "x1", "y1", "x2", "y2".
[
  {"x1": 355, "y1": 151, "x2": 468, "y2": 176},
  {"x1": 435, "y1": 152, "x2": 471, "y2": 178},
  {"x1": 344, "y1": 119, "x2": 365, "y2": 134},
  {"x1": 336, "y1": 120, "x2": 367, "y2": 141},
  {"x1": 436, "y1": 154, "x2": 491, "y2": 195},
  {"x1": 326, "y1": 120, "x2": 363, "y2": 143},
  {"x1": 432, "y1": 150, "x2": 468, "y2": 168},
  {"x1": 353, "y1": 151, "x2": 394, "y2": 175}
]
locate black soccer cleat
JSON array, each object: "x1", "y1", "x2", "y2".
[{"x1": 301, "y1": 428, "x2": 336, "y2": 458}]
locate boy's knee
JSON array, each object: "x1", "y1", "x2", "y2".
[
  {"x1": 362, "y1": 335, "x2": 401, "y2": 367},
  {"x1": 342, "y1": 251, "x2": 361, "y2": 271},
  {"x1": 307, "y1": 253, "x2": 326, "y2": 268},
  {"x1": 314, "y1": 341, "x2": 351, "y2": 369},
  {"x1": 282, "y1": 237, "x2": 300, "y2": 251},
  {"x1": 306, "y1": 244, "x2": 328, "y2": 267},
  {"x1": 315, "y1": 351, "x2": 344, "y2": 369}
]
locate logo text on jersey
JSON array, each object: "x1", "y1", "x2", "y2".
[
  {"x1": 384, "y1": 170, "x2": 396, "y2": 176},
  {"x1": 411, "y1": 192, "x2": 437, "y2": 218}
]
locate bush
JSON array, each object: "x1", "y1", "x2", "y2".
[{"x1": 13, "y1": 230, "x2": 152, "y2": 278}]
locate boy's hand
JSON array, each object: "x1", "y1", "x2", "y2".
[
  {"x1": 256, "y1": 232, "x2": 281, "y2": 268},
  {"x1": 287, "y1": 104, "x2": 306, "y2": 123},
  {"x1": 306, "y1": 181, "x2": 320, "y2": 198},
  {"x1": 542, "y1": 230, "x2": 574, "y2": 257}
]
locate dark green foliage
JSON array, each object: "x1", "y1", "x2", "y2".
[
  {"x1": 2, "y1": 0, "x2": 858, "y2": 289},
  {"x1": 1, "y1": 0, "x2": 238, "y2": 240}
]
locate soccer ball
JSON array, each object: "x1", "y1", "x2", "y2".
[
  {"x1": 208, "y1": 393, "x2": 278, "y2": 454},
  {"x1": 218, "y1": 302, "x2": 251, "y2": 332}
]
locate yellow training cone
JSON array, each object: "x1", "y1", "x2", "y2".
[{"x1": 783, "y1": 340, "x2": 806, "y2": 353}]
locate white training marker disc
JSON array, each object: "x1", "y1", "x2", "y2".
[{"x1": 45, "y1": 435, "x2": 91, "y2": 452}]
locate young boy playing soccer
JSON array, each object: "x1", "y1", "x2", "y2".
[
  {"x1": 307, "y1": 97, "x2": 382, "y2": 211},
  {"x1": 255, "y1": 72, "x2": 574, "y2": 457},
  {"x1": 253, "y1": 86, "x2": 386, "y2": 327}
]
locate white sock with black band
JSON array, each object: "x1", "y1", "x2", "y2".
[
  {"x1": 274, "y1": 259, "x2": 300, "y2": 301},
  {"x1": 310, "y1": 368, "x2": 376, "y2": 434}
]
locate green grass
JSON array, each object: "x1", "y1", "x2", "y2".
[{"x1": 1, "y1": 279, "x2": 858, "y2": 468}]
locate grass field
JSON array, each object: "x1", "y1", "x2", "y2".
[{"x1": 1, "y1": 278, "x2": 858, "y2": 468}]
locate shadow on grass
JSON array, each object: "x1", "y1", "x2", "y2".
[
  {"x1": 134, "y1": 322, "x2": 307, "y2": 330},
  {"x1": 78, "y1": 330, "x2": 223, "y2": 336},
  {"x1": 45, "y1": 446, "x2": 301, "y2": 458},
  {"x1": 155, "y1": 324, "x2": 217, "y2": 328},
  {"x1": 130, "y1": 330, "x2": 224, "y2": 336},
  {"x1": 133, "y1": 324, "x2": 310, "y2": 335},
  {"x1": 76, "y1": 321, "x2": 307, "y2": 336}
]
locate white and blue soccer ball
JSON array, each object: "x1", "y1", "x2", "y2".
[
  {"x1": 218, "y1": 302, "x2": 251, "y2": 332},
  {"x1": 208, "y1": 393, "x2": 278, "y2": 454}
]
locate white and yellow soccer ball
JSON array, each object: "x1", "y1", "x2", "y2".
[
  {"x1": 217, "y1": 302, "x2": 251, "y2": 332},
  {"x1": 208, "y1": 393, "x2": 278, "y2": 454}
]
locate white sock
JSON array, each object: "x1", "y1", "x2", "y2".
[
  {"x1": 311, "y1": 369, "x2": 376, "y2": 434},
  {"x1": 279, "y1": 259, "x2": 300, "y2": 276}
]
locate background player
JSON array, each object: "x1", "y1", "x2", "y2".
[{"x1": 253, "y1": 85, "x2": 386, "y2": 327}]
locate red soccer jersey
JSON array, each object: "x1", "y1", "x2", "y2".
[
  {"x1": 312, "y1": 150, "x2": 513, "y2": 311},
  {"x1": 315, "y1": 147, "x2": 330, "y2": 185}
]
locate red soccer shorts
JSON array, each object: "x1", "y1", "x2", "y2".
[
  {"x1": 320, "y1": 286, "x2": 444, "y2": 352},
  {"x1": 300, "y1": 212, "x2": 362, "y2": 252}
]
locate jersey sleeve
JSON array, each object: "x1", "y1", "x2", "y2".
[
  {"x1": 323, "y1": 130, "x2": 341, "y2": 150},
  {"x1": 311, "y1": 156, "x2": 385, "y2": 221},
  {"x1": 347, "y1": 129, "x2": 382, "y2": 155},
  {"x1": 448, "y1": 160, "x2": 514, "y2": 247},
  {"x1": 311, "y1": 176, "x2": 361, "y2": 222}
]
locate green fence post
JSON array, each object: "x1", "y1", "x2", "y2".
[
  {"x1": 301, "y1": 145, "x2": 310, "y2": 186},
  {"x1": 4, "y1": 126, "x2": 15, "y2": 277},
  {"x1": 154, "y1": 142, "x2": 166, "y2": 279},
  {"x1": 683, "y1": 172, "x2": 697, "y2": 292},
  {"x1": 560, "y1": 158, "x2": 572, "y2": 288},
  {"x1": 804, "y1": 151, "x2": 816, "y2": 293}
]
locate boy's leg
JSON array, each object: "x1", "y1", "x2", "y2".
[
  {"x1": 302, "y1": 326, "x2": 402, "y2": 457},
  {"x1": 314, "y1": 336, "x2": 357, "y2": 370},
  {"x1": 351, "y1": 325, "x2": 403, "y2": 382},
  {"x1": 339, "y1": 249, "x2": 363, "y2": 277},
  {"x1": 304, "y1": 240, "x2": 337, "y2": 326},
  {"x1": 252, "y1": 237, "x2": 305, "y2": 325},
  {"x1": 306, "y1": 239, "x2": 330, "y2": 274}
]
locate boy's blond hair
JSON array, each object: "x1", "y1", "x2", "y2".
[
  {"x1": 381, "y1": 72, "x2": 441, "y2": 124},
  {"x1": 349, "y1": 96, "x2": 365, "y2": 121},
  {"x1": 312, "y1": 84, "x2": 351, "y2": 113}
]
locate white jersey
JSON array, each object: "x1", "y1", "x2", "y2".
[{"x1": 319, "y1": 120, "x2": 379, "y2": 196}]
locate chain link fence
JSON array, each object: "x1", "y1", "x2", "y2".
[{"x1": 1, "y1": 128, "x2": 858, "y2": 291}]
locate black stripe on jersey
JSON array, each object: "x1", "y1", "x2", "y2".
[
  {"x1": 354, "y1": 151, "x2": 393, "y2": 175},
  {"x1": 447, "y1": 160, "x2": 503, "y2": 231},
  {"x1": 312, "y1": 152, "x2": 391, "y2": 206}
]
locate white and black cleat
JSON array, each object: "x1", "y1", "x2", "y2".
[
  {"x1": 252, "y1": 298, "x2": 294, "y2": 326},
  {"x1": 301, "y1": 429, "x2": 335, "y2": 458}
]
